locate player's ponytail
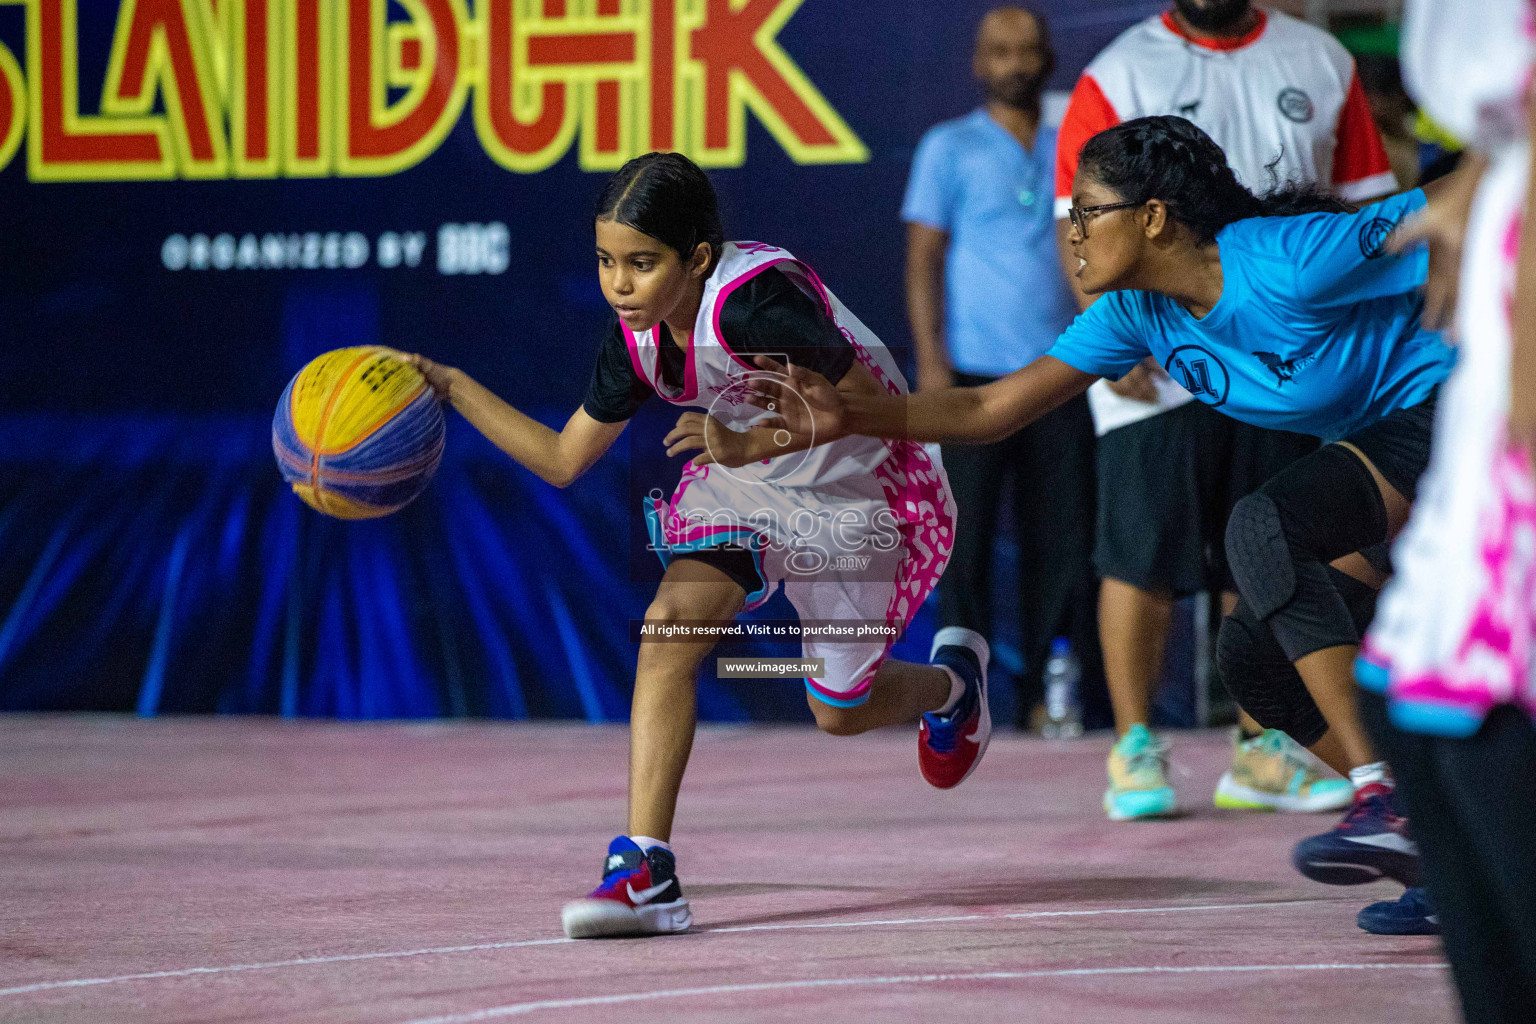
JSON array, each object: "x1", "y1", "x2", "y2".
[
  {"x1": 596, "y1": 152, "x2": 726, "y2": 271},
  {"x1": 1077, "y1": 116, "x2": 1351, "y2": 245}
]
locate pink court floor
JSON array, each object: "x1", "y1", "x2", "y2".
[{"x1": 1, "y1": 716, "x2": 1454, "y2": 1023}]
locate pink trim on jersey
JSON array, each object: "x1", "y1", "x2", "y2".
[
  {"x1": 786, "y1": 259, "x2": 840, "y2": 321},
  {"x1": 823, "y1": 442, "x2": 954, "y2": 700},
  {"x1": 648, "y1": 242, "x2": 957, "y2": 697},
  {"x1": 1159, "y1": 9, "x2": 1267, "y2": 51},
  {"x1": 710, "y1": 253, "x2": 795, "y2": 374},
  {"x1": 1366, "y1": 441, "x2": 1536, "y2": 726},
  {"x1": 788, "y1": 252, "x2": 955, "y2": 698},
  {"x1": 621, "y1": 318, "x2": 701, "y2": 404},
  {"x1": 619, "y1": 318, "x2": 648, "y2": 383}
]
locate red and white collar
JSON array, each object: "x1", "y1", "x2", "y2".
[{"x1": 1159, "y1": 7, "x2": 1268, "y2": 51}]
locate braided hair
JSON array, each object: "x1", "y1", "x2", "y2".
[
  {"x1": 1077, "y1": 115, "x2": 1352, "y2": 245},
  {"x1": 596, "y1": 152, "x2": 725, "y2": 271}
]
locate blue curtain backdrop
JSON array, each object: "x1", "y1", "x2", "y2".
[{"x1": 0, "y1": 0, "x2": 1164, "y2": 720}]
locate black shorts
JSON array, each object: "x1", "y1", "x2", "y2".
[
  {"x1": 671, "y1": 544, "x2": 765, "y2": 594},
  {"x1": 1341, "y1": 387, "x2": 1439, "y2": 501},
  {"x1": 1095, "y1": 402, "x2": 1319, "y2": 596}
]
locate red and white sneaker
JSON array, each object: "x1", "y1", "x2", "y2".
[
  {"x1": 919, "y1": 627, "x2": 991, "y2": 789},
  {"x1": 560, "y1": 837, "x2": 692, "y2": 938}
]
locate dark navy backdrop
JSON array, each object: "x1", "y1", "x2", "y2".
[{"x1": 0, "y1": 0, "x2": 1164, "y2": 721}]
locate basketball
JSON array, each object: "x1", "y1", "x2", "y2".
[{"x1": 272, "y1": 347, "x2": 446, "y2": 520}]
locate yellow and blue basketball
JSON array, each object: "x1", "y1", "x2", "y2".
[{"x1": 272, "y1": 347, "x2": 445, "y2": 520}]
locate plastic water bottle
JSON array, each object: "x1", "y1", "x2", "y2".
[{"x1": 1042, "y1": 637, "x2": 1083, "y2": 739}]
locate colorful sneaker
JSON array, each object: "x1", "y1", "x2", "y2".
[
  {"x1": 1357, "y1": 887, "x2": 1440, "y2": 936},
  {"x1": 1213, "y1": 729, "x2": 1354, "y2": 812},
  {"x1": 1103, "y1": 723, "x2": 1176, "y2": 820},
  {"x1": 1291, "y1": 783, "x2": 1421, "y2": 886},
  {"x1": 919, "y1": 627, "x2": 991, "y2": 789},
  {"x1": 560, "y1": 836, "x2": 691, "y2": 939}
]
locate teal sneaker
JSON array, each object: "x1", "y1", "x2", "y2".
[
  {"x1": 1103, "y1": 724, "x2": 1177, "y2": 820},
  {"x1": 1214, "y1": 728, "x2": 1353, "y2": 812}
]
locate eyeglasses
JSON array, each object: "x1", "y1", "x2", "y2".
[{"x1": 1068, "y1": 200, "x2": 1142, "y2": 239}]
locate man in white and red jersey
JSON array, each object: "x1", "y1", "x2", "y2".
[{"x1": 1052, "y1": 0, "x2": 1394, "y2": 822}]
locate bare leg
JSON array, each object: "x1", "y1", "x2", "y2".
[
  {"x1": 805, "y1": 658, "x2": 951, "y2": 735},
  {"x1": 1099, "y1": 577, "x2": 1174, "y2": 737},
  {"x1": 627, "y1": 559, "x2": 745, "y2": 842},
  {"x1": 1293, "y1": 644, "x2": 1379, "y2": 770},
  {"x1": 1306, "y1": 726, "x2": 1356, "y2": 777}
]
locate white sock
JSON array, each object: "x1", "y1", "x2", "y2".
[
  {"x1": 933, "y1": 665, "x2": 965, "y2": 717},
  {"x1": 1348, "y1": 762, "x2": 1391, "y2": 791},
  {"x1": 630, "y1": 835, "x2": 671, "y2": 854}
]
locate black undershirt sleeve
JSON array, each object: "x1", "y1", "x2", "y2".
[
  {"x1": 718, "y1": 268, "x2": 856, "y2": 384},
  {"x1": 581, "y1": 321, "x2": 653, "y2": 423},
  {"x1": 581, "y1": 268, "x2": 855, "y2": 422}
]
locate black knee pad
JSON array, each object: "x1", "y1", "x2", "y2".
[
  {"x1": 1216, "y1": 601, "x2": 1329, "y2": 748},
  {"x1": 1257, "y1": 444, "x2": 1391, "y2": 556},
  {"x1": 1216, "y1": 567, "x2": 1381, "y2": 750},
  {"x1": 1225, "y1": 492, "x2": 1296, "y2": 621},
  {"x1": 1225, "y1": 445, "x2": 1391, "y2": 661}
]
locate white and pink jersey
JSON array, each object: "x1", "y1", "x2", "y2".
[
  {"x1": 1053, "y1": 7, "x2": 1397, "y2": 434},
  {"x1": 629, "y1": 242, "x2": 956, "y2": 708},
  {"x1": 621, "y1": 241, "x2": 899, "y2": 489},
  {"x1": 1361, "y1": 0, "x2": 1536, "y2": 734}
]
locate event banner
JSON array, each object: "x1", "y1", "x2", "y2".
[
  {"x1": 0, "y1": 0, "x2": 1140, "y2": 414},
  {"x1": 0, "y1": 0, "x2": 1147, "y2": 720},
  {"x1": 0, "y1": 0, "x2": 868, "y2": 182}
]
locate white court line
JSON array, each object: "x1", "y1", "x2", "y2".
[
  {"x1": 396, "y1": 963, "x2": 1451, "y2": 1023},
  {"x1": 0, "y1": 939, "x2": 573, "y2": 997},
  {"x1": 0, "y1": 899, "x2": 1333, "y2": 999},
  {"x1": 709, "y1": 898, "x2": 1327, "y2": 935}
]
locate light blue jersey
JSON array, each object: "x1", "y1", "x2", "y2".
[
  {"x1": 1046, "y1": 189, "x2": 1454, "y2": 441},
  {"x1": 902, "y1": 110, "x2": 1078, "y2": 376}
]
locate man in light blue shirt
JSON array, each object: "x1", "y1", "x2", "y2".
[{"x1": 902, "y1": 5, "x2": 1099, "y2": 723}]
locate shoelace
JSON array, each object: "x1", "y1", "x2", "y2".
[
  {"x1": 1340, "y1": 791, "x2": 1389, "y2": 828},
  {"x1": 1125, "y1": 738, "x2": 1170, "y2": 777},
  {"x1": 924, "y1": 714, "x2": 960, "y2": 754},
  {"x1": 1272, "y1": 744, "x2": 1315, "y2": 779},
  {"x1": 1246, "y1": 731, "x2": 1319, "y2": 782},
  {"x1": 923, "y1": 669, "x2": 975, "y2": 755}
]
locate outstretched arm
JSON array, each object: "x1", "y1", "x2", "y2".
[
  {"x1": 665, "y1": 360, "x2": 888, "y2": 468},
  {"x1": 1386, "y1": 152, "x2": 1488, "y2": 333},
  {"x1": 751, "y1": 354, "x2": 1097, "y2": 446},
  {"x1": 392, "y1": 351, "x2": 626, "y2": 489}
]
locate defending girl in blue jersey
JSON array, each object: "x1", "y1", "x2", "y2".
[
  {"x1": 391, "y1": 152, "x2": 989, "y2": 940},
  {"x1": 750, "y1": 115, "x2": 1454, "y2": 890}
]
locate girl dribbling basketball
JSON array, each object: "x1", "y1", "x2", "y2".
[{"x1": 394, "y1": 152, "x2": 986, "y2": 939}]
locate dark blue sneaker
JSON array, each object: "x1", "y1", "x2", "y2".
[
  {"x1": 561, "y1": 836, "x2": 691, "y2": 938},
  {"x1": 1358, "y1": 887, "x2": 1440, "y2": 936},
  {"x1": 1292, "y1": 783, "x2": 1421, "y2": 886},
  {"x1": 919, "y1": 627, "x2": 991, "y2": 789}
]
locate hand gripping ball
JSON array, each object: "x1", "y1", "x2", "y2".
[{"x1": 273, "y1": 347, "x2": 445, "y2": 519}]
